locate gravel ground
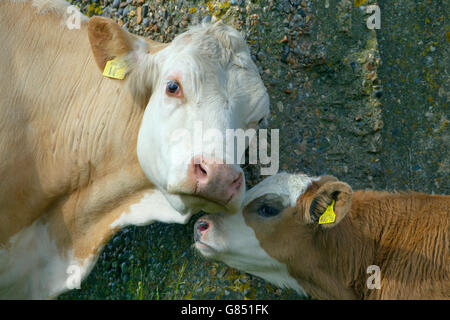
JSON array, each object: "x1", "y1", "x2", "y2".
[{"x1": 60, "y1": 0, "x2": 448, "y2": 300}]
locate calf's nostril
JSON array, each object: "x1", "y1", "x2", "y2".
[{"x1": 197, "y1": 221, "x2": 209, "y2": 232}]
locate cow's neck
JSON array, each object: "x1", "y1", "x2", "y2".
[{"x1": 40, "y1": 21, "x2": 158, "y2": 262}]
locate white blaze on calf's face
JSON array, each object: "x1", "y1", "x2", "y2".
[
  {"x1": 136, "y1": 23, "x2": 270, "y2": 215},
  {"x1": 194, "y1": 173, "x2": 314, "y2": 294}
]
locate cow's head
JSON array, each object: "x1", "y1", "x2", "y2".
[
  {"x1": 88, "y1": 18, "x2": 269, "y2": 215},
  {"x1": 193, "y1": 173, "x2": 353, "y2": 292}
]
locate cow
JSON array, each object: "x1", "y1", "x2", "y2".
[
  {"x1": 0, "y1": 0, "x2": 269, "y2": 298},
  {"x1": 194, "y1": 173, "x2": 449, "y2": 299}
]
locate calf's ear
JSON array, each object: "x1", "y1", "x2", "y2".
[{"x1": 307, "y1": 180, "x2": 353, "y2": 228}]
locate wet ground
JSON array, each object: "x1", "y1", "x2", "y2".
[{"x1": 60, "y1": 0, "x2": 448, "y2": 300}]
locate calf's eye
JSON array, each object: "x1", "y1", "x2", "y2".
[
  {"x1": 258, "y1": 118, "x2": 266, "y2": 127},
  {"x1": 257, "y1": 204, "x2": 280, "y2": 217}
]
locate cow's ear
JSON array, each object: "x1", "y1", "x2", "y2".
[
  {"x1": 307, "y1": 180, "x2": 353, "y2": 229},
  {"x1": 87, "y1": 16, "x2": 146, "y2": 71},
  {"x1": 88, "y1": 17, "x2": 168, "y2": 104}
]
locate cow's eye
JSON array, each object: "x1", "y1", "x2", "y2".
[
  {"x1": 166, "y1": 80, "x2": 181, "y2": 96},
  {"x1": 257, "y1": 204, "x2": 280, "y2": 217}
]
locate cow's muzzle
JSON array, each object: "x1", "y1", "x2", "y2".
[{"x1": 189, "y1": 156, "x2": 243, "y2": 206}]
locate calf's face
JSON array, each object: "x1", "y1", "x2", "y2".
[
  {"x1": 88, "y1": 18, "x2": 269, "y2": 216},
  {"x1": 194, "y1": 173, "x2": 353, "y2": 293}
]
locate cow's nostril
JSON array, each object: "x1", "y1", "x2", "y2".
[
  {"x1": 197, "y1": 221, "x2": 209, "y2": 232},
  {"x1": 195, "y1": 163, "x2": 208, "y2": 178}
]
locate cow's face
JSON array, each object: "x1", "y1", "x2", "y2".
[
  {"x1": 137, "y1": 23, "x2": 269, "y2": 215},
  {"x1": 193, "y1": 173, "x2": 353, "y2": 291},
  {"x1": 88, "y1": 19, "x2": 269, "y2": 215}
]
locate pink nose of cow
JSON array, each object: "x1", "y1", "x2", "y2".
[{"x1": 191, "y1": 156, "x2": 243, "y2": 205}]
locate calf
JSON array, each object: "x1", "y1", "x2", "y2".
[
  {"x1": 0, "y1": 0, "x2": 269, "y2": 298},
  {"x1": 195, "y1": 173, "x2": 449, "y2": 299}
]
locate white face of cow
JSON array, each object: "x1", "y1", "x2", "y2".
[
  {"x1": 89, "y1": 18, "x2": 268, "y2": 216},
  {"x1": 194, "y1": 173, "x2": 353, "y2": 293},
  {"x1": 135, "y1": 23, "x2": 270, "y2": 215}
]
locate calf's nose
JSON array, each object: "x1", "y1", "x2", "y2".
[
  {"x1": 190, "y1": 156, "x2": 243, "y2": 205},
  {"x1": 194, "y1": 220, "x2": 210, "y2": 242}
]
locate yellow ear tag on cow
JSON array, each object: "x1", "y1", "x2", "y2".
[
  {"x1": 318, "y1": 200, "x2": 336, "y2": 224},
  {"x1": 103, "y1": 57, "x2": 127, "y2": 80}
]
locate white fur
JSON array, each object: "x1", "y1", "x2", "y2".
[
  {"x1": 0, "y1": 220, "x2": 92, "y2": 299},
  {"x1": 243, "y1": 172, "x2": 313, "y2": 207},
  {"x1": 111, "y1": 190, "x2": 192, "y2": 228}
]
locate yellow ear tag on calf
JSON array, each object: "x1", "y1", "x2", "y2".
[
  {"x1": 318, "y1": 200, "x2": 336, "y2": 224},
  {"x1": 103, "y1": 57, "x2": 127, "y2": 80}
]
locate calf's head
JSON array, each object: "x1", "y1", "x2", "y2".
[
  {"x1": 194, "y1": 173, "x2": 353, "y2": 293},
  {"x1": 88, "y1": 18, "x2": 269, "y2": 215}
]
